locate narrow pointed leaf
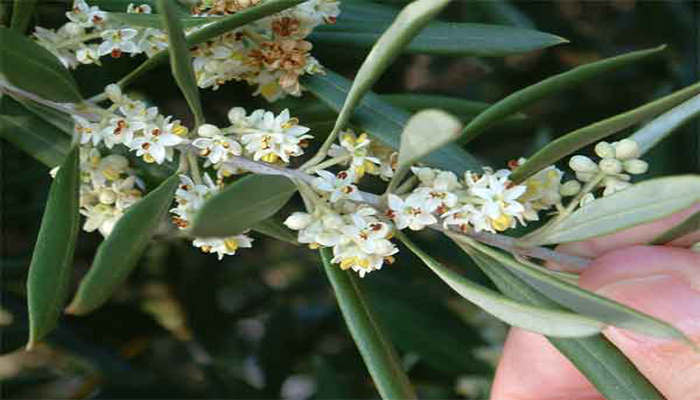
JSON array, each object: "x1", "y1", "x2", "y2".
[
  {"x1": 0, "y1": 27, "x2": 82, "y2": 103},
  {"x1": 27, "y1": 146, "x2": 80, "y2": 348},
  {"x1": 325, "y1": 0, "x2": 450, "y2": 145},
  {"x1": 512, "y1": 81, "x2": 700, "y2": 183},
  {"x1": 459, "y1": 237, "x2": 692, "y2": 342},
  {"x1": 468, "y1": 249, "x2": 664, "y2": 400},
  {"x1": 630, "y1": 93, "x2": 700, "y2": 155},
  {"x1": 11, "y1": 0, "x2": 38, "y2": 33},
  {"x1": 108, "y1": 12, "x2": 215, "y2": 29},
  {"x1": 381, "y1": 94, "x2": 527, "y2": 122},
  {"x1": 535, "y1": 175, "x2": 700, "y2": 245},
  {"x1": 319, "y1": 248, "x2": 417, "y2": 400},
  {"x1": 399, "y1": 233, "x2": 604, "y2": 337},
  {"x1": 310, "y1": 20, "x2": 566, "y2": 57},
  {"x1": 191, "y1": 175, "x2": 297, "y2": 238},
  {"x1": 157, "y1": 0, "x2": 205, "y2": 125},
  {"x1": 459, "y1": 45, "x2": 666, "y2": 144},
  {"x1": 118, "y1": 0, "x2": 306, "y2": 89},
  {"x1": 66, "y1": 174, "x2": 179, "y2": 315},
  {"x1": 0, "y1": 96, "x2": 70, "y2": 167},
  {"x1": 303, "y1": 71, "x2": 482, "y2": 174},
  {"x1": 650, "y1": 210, "x2": 700, "y2": 245}
]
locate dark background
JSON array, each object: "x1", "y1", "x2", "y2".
[{"x1": 1, "y1": 1, "x2": 699, "y2": 398}]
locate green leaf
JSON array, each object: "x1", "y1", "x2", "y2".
[
  {"x1": 303, "y1": 71, "x2": 483, "y2": 174},
  {"x1": 66, "y1": 174, "x2": 179, "y2": 315},
  {"x1": 468, "y1": 250, "x2": 664, "y2": 400},
  {"x1": 310, "y1": 20, "x2": 567, "y2": 57},
  {"x1": 511, "y1": 81, "x2": 700, "y2": 183},
  {"x1": 0, "y1": 96, "x2": 70, "y2": 167},
  {"x1": 27, "y1": 145, "x2": 80, "y2": 348},
  {"x1": 631, "y1": 93, "x2": 700, "y2": 155},
  {"x1": 534, "y1": 175, "x2": 700, "y2": 245},
  {"x1": 319, "y1": 248, "x2": 417, "y2": 400},
  {"x1": 460, "y1": 238, "x2": 691, "y2": 341},
  {"x1": 0, "y1": 27, "x2": 83, "y2": 103},
  {"x1": 458, "y1": 45, "x2": 666, "y2": 144},
  {"x1": 390, "y1": 109, "x2": 462, "y2": 190},
  {"x1": 157, "y1": 0, "x2": 205, "y2": 126},
  {"x1": 398, "y1": 233, "x2": 604, "y2": 338},
  {"x1": 251, "y1": 218, "x2": 298, "y2": 245},
  {"x1": 381, "y1": 94, "x2": 528, "y2": 123},
  {"x1": 117, "y1": 0, "x2": 306, "y2": 90},
  {"x1": 108, "y1": 12, "x2": 215, "y2": 29},
  {"x1": 324, "y1": 0, "x2": 451, "y2": 148},
  {"x1": 190, "y1": 175, "x2": 297, "y2": 238},
  {"x1": 650, "y1": 210, "x2": 700, "y2": 245},
  {"x1": 10, "y1": 0, "x2": 38, "y2": 33}
]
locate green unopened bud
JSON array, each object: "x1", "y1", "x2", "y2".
[
  {"x1": 623, "y1": 159, "x2": 648, "y2": 175},
  {"x1": 560, "y1": 180, "x2": 582, "y2": 196},
  {"x1": 594, "y1": 141, "x2": 615, "y2": 159},
  {"x1": 614, "y1": 139, "x2": 640, "y2": 160},
  {"x1": 575, "y1": 171, "x2": 596, "y2": 182},
  {"x1": 599, "y1": 158, "x2": 623, "y2": 175},
  {"x1": 198, "y1": 124, "x2": 221, "y2": 137}
]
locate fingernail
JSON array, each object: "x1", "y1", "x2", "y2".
[{"x1": 597, "y1": 274, "x2": 700, "y2": 343}]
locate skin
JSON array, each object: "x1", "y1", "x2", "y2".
[{"x1": 491, "y1": 204, "x2": 700, "y2": 400}]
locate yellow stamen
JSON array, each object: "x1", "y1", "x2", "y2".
[
  {"x1": 224, "y1": 238, "x2": 239, "y2": 252},
  {"x1": 491, "y1": 214, "x2": 513, "y2": 232}
]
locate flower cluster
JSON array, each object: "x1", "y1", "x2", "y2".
[
  {"x1": 35, "y1": 0, "x2": 340, "y2": 101},
  {"x1": 194, "y1": 107, "x2": 313, "y2": 181},
  {"x1": 51, "y1": 147, "x2": 143, "y2": 237},
  {"x1": 171, "y1": 174, "x2": 254, "y2": 259},
  {"x1": 74, "y1": 85, "x2": 188, "y2": 164},
  {"x1": 569, "y1": 138, "x2": 648, "y2": 204}
]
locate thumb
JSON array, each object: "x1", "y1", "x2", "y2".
[{"x1": 579, "y1": 245, "x2": 700, "y2": 400}]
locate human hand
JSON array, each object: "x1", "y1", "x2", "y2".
[{"x1": 491, "y1": 205, "x2": 700, "y2": 400}]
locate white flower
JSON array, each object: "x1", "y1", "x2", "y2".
[
  {"x1": 74, "y1": 115, "x2": 103, "y2": 146},
  {"x1": 328, "y1": 131, "x2": 381, "y2": 180},
  {"x1": 410, "y1": 170, "x2": 461, "y2": 214},
  {"x1": 129, "y1": 121, "x2": 184, "y2": 164},
  {"x1": 81, "y1": 203, "x2": 123, "y2": 237},
  {"x1": 102, "y1": 116, "x2": 146, "y2": 148},
  {"x1": 284, "y1": 212, "x2": 314, "y2": 230},
  {"x1": 76, "y1": 45, "x2": 101, "y2": 64},
  {"x1": 138, "y1": 28, "x2": 168, "y2": 57},
  {"x1": 238, "y1": 109, "x2": 312, "y2": 163},
  {"x1": 469, "y1": 170, "x2": 527, "y2": 232},
  {"x1": 193, "y1": 234, "x2": 254, "y2": 260},
  {"x1": 520, "y1": 165, "x2": 563, "y2": 211},
  {"x1": 66, "y1": 0, "x2": 107, "y2": 28},
  {"x1": 98, "y1": 28, "x2": 140, "y2": 57},
  {"x1": 192, "y1": 124, "x2": 243, "y2": 164},
  {"x1": 312, "y1": 170, "x2": 363, "y2": 203},
  {"x1": 127, "y1": 3, "x2": 152, "y2": 13},
  {"x1": 386, "y1": 193, "x2": 437, "y2": 231}
]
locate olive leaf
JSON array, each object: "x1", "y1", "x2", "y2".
[
  {"x1": 191, "y1": 175, "x2": 297, "y2": 238},
  {"x1": 0, "y1": 27, "x2": 83, "y2": 103},
  {"x1": 66, "y1": 174, "x2": 180, "y2": 315},
  {"x1": 458, "y1": 45, "x2": 666, "y2": 144},
  {"x1": 27, "y1": 146, "x2": 80, "y2": 348},
  {"x1": 319, "y1": 248, "x2": 418, "y2": 400},
  {"x1": 630, "y1": 93, "x2": 700, "y2": 155},
  {"x1": 650, "y1": 210, "x2": 700, "y2": 245},
  {"x1": 533, "y1": 175, "x2": 700, "y2": 245},
  {"x1": 157, "y1": 0, "x2": 205, "y2": 125},
  {"x1": 10, "y1": 0, "x2": 38, "y2": 33},
  {"x1": 511, "y1": 81, "x2": 700, "y2": 183},
  {"x1": 399, "y1": 233, "x2": 604, "y2": 338}
]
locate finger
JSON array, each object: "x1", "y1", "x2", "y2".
[
  {"x1": 580, "y1": 246, "x2": 700, "y2": 400},
  {"x1": 557, "y1": 203, "x2": 700, "y2": 259},
  {"x1": 491, "y1": 328, "x2": 604, "y2": 400}
]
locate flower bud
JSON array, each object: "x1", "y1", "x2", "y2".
[
  {"x1": 614, "y1": 139, "x2": 640, "y2": 160},
  {"x1": 198, "y1": 124, "x2": 221, "y2": 137},
  {"x1": 569, "y1": 155, "x2": 598, "y2": 173},
  {"x1": 227, "y1": 107, "x2": 247, "y2": 124},
  {"x1": 100, "y1": 155, "x2": 129, "y2": 172},
  {"x1": 594, "y1": 141, "x2": 615, "y2": 159},
  {"x1": 105, "y1": 84, "x2": 123, "y2": 103},
  {"x1": 599, "y1": 158, "x2": 623, "y2": 175},
  {"x1": 623, "y1": 159, "x2": 648, "y2": 175},
  {"x1": 284, "y1": 212, "x2": 312, "y2": 230},
  {"x1": 560, "y1": 180, "x2": 582, "y2": 197}
]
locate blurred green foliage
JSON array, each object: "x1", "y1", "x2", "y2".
[{"x1": 1, "y1": 1, "x2": 698, "y2": 399}]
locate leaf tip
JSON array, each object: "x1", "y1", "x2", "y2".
[{"x1": 64, "y1": 301, "x2": 82, "y2": 316}]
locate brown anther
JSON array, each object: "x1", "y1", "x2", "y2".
[
  {"x1": 508, "y1": 159, "x2": 520, "y2": 170},
  {"x1": 385, "y1": 210, "x2": 396, "y2": 219},
  {"x1": 152, "y1": 128, "x2": 161, "y2": 136},
  {"x1": 370, "y1": 223, "x2": 382, "y2": 231},
  {"x1": 111, "y1": 48, "x2": 122, "y2": 58},
  {"x1": 337, "y1": 171, "x2": 348, "y2": 180},
  {"x1": 141, "y1": 142, "x2": 150, "y2": 150}
]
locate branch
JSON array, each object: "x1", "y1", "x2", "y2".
[{"x1": 227, "y1": 155, "x2": 592, "y2": 270}]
